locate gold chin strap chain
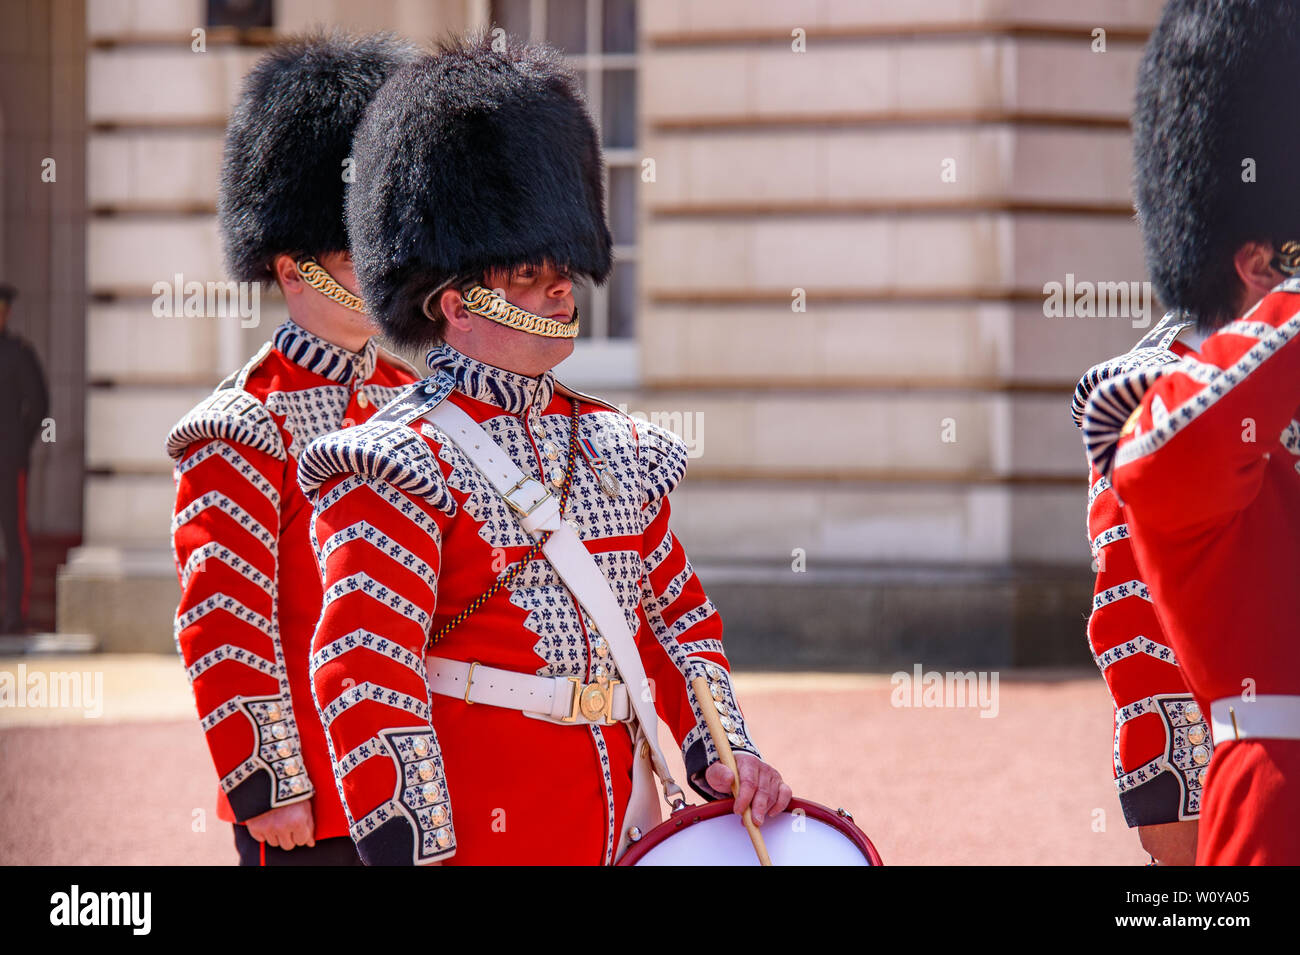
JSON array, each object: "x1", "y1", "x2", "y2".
[
  {"x1": 461, "y1": 284, "x2": 580, "y2": 339},
  {"x1": 1272, "y1": 240, "x2": 1300, "y2": 277},
  {"x1": 296, "y1": 258, "x2": 367, "y2": 314}
]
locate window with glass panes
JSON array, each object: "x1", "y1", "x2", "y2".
[{"x1": 488, "y1": 0, "x2": 639, "y2": 384}]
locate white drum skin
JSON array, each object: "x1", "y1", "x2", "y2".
[{"x1": 619, "y1": 797, "x2": 882, "y2": 866}]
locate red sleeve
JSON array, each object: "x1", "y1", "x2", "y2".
[
  {"x1": 1085, "y1": 463, "x2": 1209, "y2": 826},
  {"x1": 308, "y1": 473, "x2": 456, "y2": 865},
  {"x1": 635, "y1": 494, "x2": 762, "y2": 801},
  {"x1": 170, "y1": 437, "x2": 312, "y2": 821}
]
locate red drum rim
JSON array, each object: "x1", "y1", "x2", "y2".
[{"x1": 617, "y1": 796, "x2": 884, "y2": 866}]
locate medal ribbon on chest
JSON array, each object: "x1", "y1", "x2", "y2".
[{"x1": 579, "y1": 435, "x2": 621, "y2": 500}]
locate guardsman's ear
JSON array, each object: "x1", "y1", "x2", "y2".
[
  {"x1": 1233, "y1": 240, "x2": 1286, "y2": 309},
  {"x1": 274, "y1": 254, "x2": 305, "y2": 294},
  {"x1": 437, "y1": 287, "x2": 473, "y2": 333}
]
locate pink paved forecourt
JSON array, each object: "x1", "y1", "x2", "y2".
[{"x1": 0, "y1": 662, "x2": 1148, "y2": 865}]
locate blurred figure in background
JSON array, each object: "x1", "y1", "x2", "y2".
[{"x1": 0, "y1": 282, "x2": 49, "y2": 636}]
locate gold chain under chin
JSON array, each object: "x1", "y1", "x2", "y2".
[
  {"x1": 1273, "y1": 240, "x2": 1300, "y2": 277},
  {"x1": 296, "y1": 259, "x2": 367, "y2": 314},
  {"x1": 461, "y1": 285, "x2": 580, "y2": 339}
]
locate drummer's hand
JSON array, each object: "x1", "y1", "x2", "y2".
[{"x1": 706, "y1": 753, "x2": 793, "y2": 826}]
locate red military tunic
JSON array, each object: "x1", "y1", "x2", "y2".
[
  {"x1": 167, "y1": 320, "x2": 417, "y2": 836},
  {"x1": 296, "y1": 345, "x2": 762, "y2": 865},
  {"x1": 1071, "y1": 314, "x2": 1213, "y2": 828},
  {"x1": 1084, "y1": 280, "x2": 1300, "y2": 864}
]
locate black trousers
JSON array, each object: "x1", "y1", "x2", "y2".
[
  {"x1": 233, "y1": 824, "x2": 364, "y2": 866},
  {"x1": 0, "y1": 466, "x2": 29, "y2": 632}
]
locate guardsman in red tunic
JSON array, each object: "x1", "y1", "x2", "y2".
[
  {"x1": 166, "y1": 32, "x2": 419, "y2": 865},
  {"x1": 296, "y1": 33, "x2": 792, "y2": 865},
  {"x1": 1072, "y1": 313, "x2": 1212, "y2": 865},
  {"x1": 1082, "y1": 0, "x2": 1300, "y2": 865}
]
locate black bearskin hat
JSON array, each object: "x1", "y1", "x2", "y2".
[
  {"x1": 218, "y1": 31, "x2": 419, "y2": 284},
  {"x1": 1133, "y1": 0, "x2": 1300, "y2": 329},
  {"x1": 346, "y1": 32, "x2": 613, "y2": 348}
]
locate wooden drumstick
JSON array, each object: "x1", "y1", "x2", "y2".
[{"x1": 690, "y1": 676, "x2": 773, "y2": 866}]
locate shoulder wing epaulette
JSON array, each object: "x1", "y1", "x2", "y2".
[
  {"x1": 166, "y1": 388, "x2": 285, "y2": 462},
  {"x1": 1070, "y1": 319, "x2": 1192, "y2": 429},
  {"x1": 636, "y1": 419, "x2": 690, "y2": 505},
  {"x1": 1081, "y1": 366, "x2": 1169, "y2": 481},
  {"x1": 296, "y1": 375, "x2": 456, "y2": 512},
  {"x1": 554, "y1": 380, "x2": 691, "y2": 504}
]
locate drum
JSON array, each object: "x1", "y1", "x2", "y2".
[{"x1": 617, "y1": 797, "x2": 883, "y2": 866}]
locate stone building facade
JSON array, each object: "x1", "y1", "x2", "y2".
[{"x1": 0, "y1": 0, "x2": 1165, "y2": 663}]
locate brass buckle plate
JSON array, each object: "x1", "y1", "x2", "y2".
[
  {"x1": 559, "y1": 676, "x2": 621, "y2": 725},
  {"x1": 503, "y1": 476, "x2": 551, "y2": 517}
]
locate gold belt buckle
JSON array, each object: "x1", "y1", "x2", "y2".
[{"x1": 561, "y1": 676, "x2": 621, "y2": 724}]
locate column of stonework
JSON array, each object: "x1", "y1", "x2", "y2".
[
  {"x1": 637, "y1": 0, "x2": 1163, "y2": 666},
  {"x1": 60, "y1": 0, "x2": 468, "y2": 651}
]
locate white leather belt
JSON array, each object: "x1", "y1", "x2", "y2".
[
  {"x1": 426, "y1": 656, "x2": 631, "y2": 725},
  {"x1": 1210, "y1": 695, "x2": 1300, "y2": 744}
]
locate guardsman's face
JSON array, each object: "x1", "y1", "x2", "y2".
[
  {"x1": 272, "y1": 250, "x2": 378, "y2": 352},
  {"x1": 438, "y1": 262, "x2": 580, "y2": 378},
  {"x1": 483, "y1": 263, "x2": 576, "y2": 330},
  {"x1": 318, "y1": 250, "x2": 361, "y2": 297},
  {"x1": 456, "y1": 263, "x2": 578, "y2": 377}
]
